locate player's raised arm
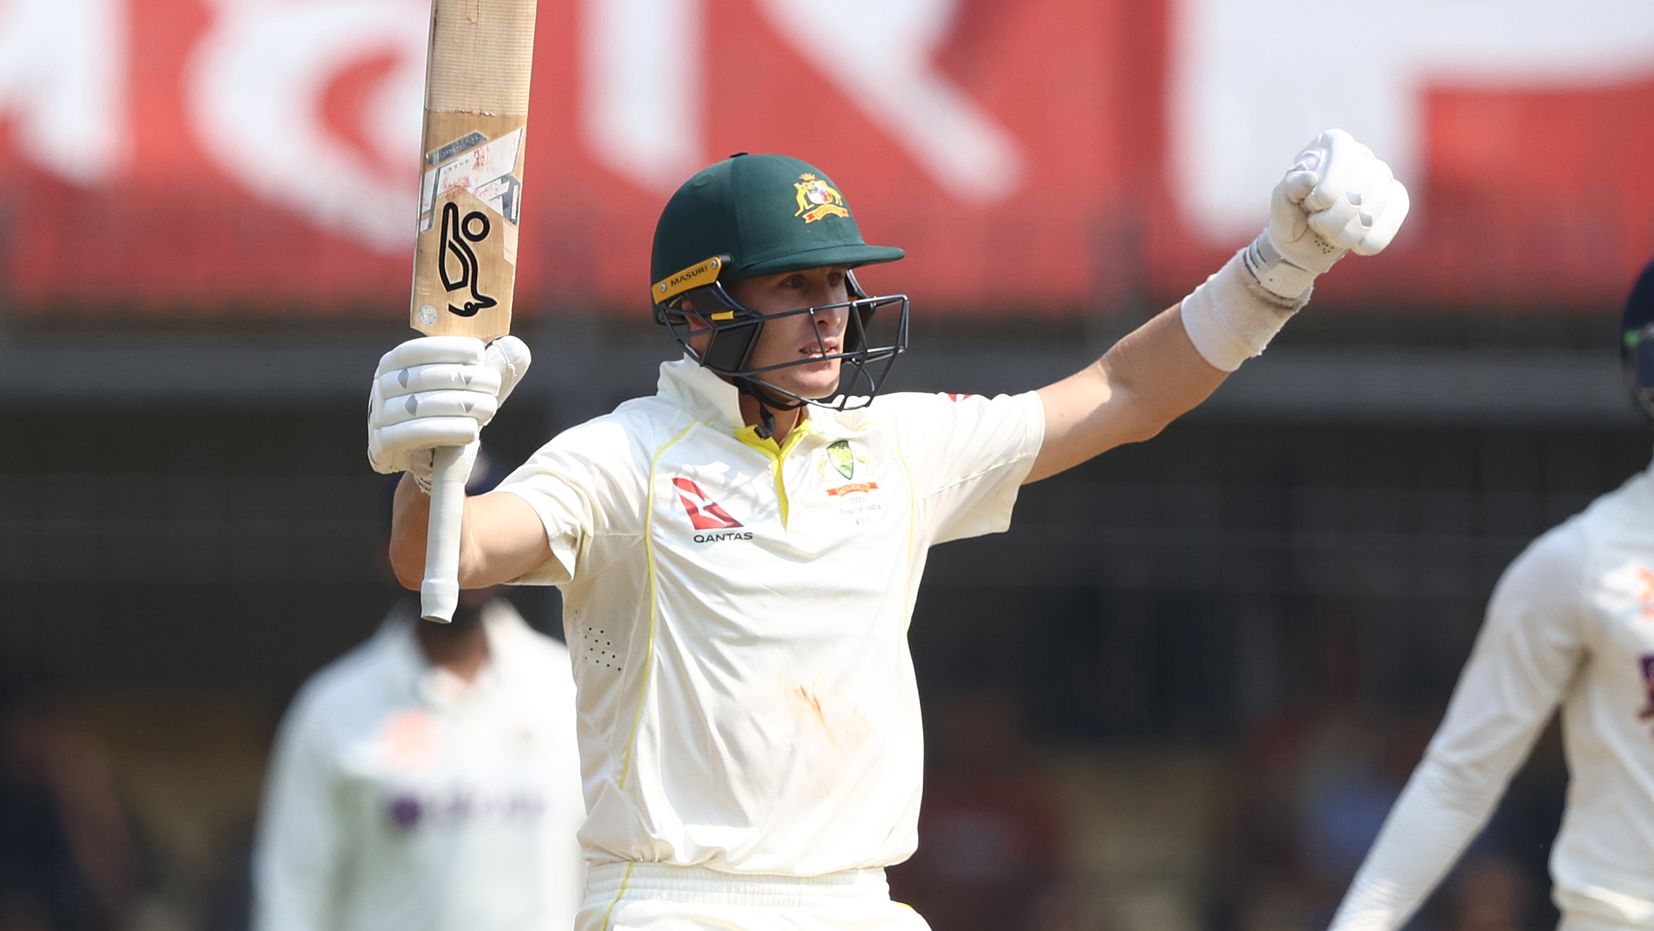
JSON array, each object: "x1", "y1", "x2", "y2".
[
  {"x1": 367, "y1": 335, "x2": 551, "y2": 590},
  {"x1": 1028, "y1": 129, "x2": 1409, "y2": 483}
]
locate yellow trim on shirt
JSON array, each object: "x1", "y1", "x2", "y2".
[
  {"x1": 599, "y1": 861, "x2": 636, "y2": 931},
  {"x1": 621, "y1": 420, "x2": 699, "y2": 792},
  {"x1": 733, "y1": 419, "x2": 814, "y2": 528}
]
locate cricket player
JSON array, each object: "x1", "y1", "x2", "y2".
[
  {"x1": 1327, "y1": 257, "x2": 1654, "y2": 931},
  {"x1": 366, "y1": 130, "x2": 1409, "y2": 930},
  {"x1": 251, "y1": 455, "x2": 585, "y2": 931}
]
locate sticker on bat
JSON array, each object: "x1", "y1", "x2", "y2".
[
  {"x1": 439, "y1": 202, "x2": 497, "y2": 318},
  {"x1": 426, "y1": 131, "x2": 487, "y2": 167},
  {"x1": 473, "y1": 176, "x2": 522, "y2": 224},
  {"x1": 418, "y1": 129, "x2": 524, "y2": 233}
]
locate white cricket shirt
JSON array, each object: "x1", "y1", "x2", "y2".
[
  {"x1": 496, "y1": 357, "x2": 1044, "y2": 876},
  {"x1": 1330, "y1": 461, "x2": 1654, "y2": 930},
  {"x1": 252, "y1": 600, "x2": 585, "y2": 931}
]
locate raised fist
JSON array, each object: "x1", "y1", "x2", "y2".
[{"x1": 1246, "y1": 128, "x2": 1410, "y2": 299}]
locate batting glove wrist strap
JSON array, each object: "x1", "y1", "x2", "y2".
[
  {"x1": 1181, "y1": 247, "x2": 1306, "y2": 373},
  {"x1": 1243, "y1": 230, "x2": 1324, "y2": 301}
]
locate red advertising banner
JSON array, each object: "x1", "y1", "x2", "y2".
[{"x1": 2, "y1": 0, "x2": 1653, "y2": 320}]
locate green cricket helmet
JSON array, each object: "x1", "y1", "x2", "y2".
[{"x1": 649, "y1": 153, "x2": 910, "y2": 410}]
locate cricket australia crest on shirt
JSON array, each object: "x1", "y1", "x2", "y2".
[
  {"x1": 819, "y1": 439, "x2": 878, "y2": 499},
  {"x1": 793, "y1": 173, "x2": 848, "y2": 223},
  {"x1": 814, "y1": 439, "x2": 885, "y2": 526},
  {"x1": 827, "y1": 440, "x2": 855, "y2": 480}
]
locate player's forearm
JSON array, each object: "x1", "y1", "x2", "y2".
[
  {"x1": 1029, "y1": 306, "x2": 1225, "y2": 481},
  {"x1": 1328, "y1": 755, "x2": 1508, "y2": 930},
  {"x1": 389, "y1": 472, "x2": 434, "y2": 590},
  {"x1": 1105, "y1": 303, "x2": 1229, "y2": 433},
  {"x1": 391, "y1": 480, "x2": 555, "y2": 590}
]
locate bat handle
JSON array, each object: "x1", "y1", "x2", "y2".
[{"x1": 420, "y1": 444, "x2": 472, "y2": 624}]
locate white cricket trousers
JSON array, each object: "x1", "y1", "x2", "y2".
[{"x1": 578, "y1": 862, "x2": 934, "y2": 931}]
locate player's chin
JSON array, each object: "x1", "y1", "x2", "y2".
[{"x1": 791, "y1": 358, "x2": 843, "y2": 398}]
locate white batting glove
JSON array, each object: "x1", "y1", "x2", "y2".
[
  {"x1": 367, "y1": 335, "x2": 531, "y2": 489},
  {"x1": 1243, "y1": 128, "x2": 1410, "y2": 299}
]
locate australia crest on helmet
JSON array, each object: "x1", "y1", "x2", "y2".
[{"x1": 793, "y1": 173, "x2": 849, "y2": 223}]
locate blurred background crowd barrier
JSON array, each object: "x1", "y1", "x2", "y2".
[{"x1": 3, "y1": 0, "x2": 1654, "y2": 928}]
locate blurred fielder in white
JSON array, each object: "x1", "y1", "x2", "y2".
[
  {"x1": 1329, "y1": 257, "x2": 1654, "y2": 930},
  {"x1": 365, "y1": 129, "x2": 1408, "y2": 930},
  {"x1": 251, "y1": 452, "x2": 585, "y2": 931}
]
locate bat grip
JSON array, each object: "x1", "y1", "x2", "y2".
[{"x1": 420, "y1": 444, "x2": 473, "y2": 623}]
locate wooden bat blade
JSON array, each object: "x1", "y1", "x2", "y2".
[
  {"x1": 410, "y1": 0, "x2": 536, "y2": 343},
  {"x1": 410, "y1": 0, "x2": 538, "y2": 623}
]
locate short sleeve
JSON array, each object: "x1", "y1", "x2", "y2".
[
  {"x1": 494, "y1": 417, "x2": 648, "y2": 587},
  {"x1": 874, "y1": 390, "x2": 1045, "y2": 544}
]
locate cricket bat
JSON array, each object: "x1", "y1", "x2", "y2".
[{"x1": 409, "y1": 0, "x2": 537, "y2": 623}]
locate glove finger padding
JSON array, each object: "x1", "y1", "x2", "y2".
[
  {"x1": 1269, "y1": 170, "x2": 1318, "y2": 245},
  {"x1": 376, "y1": 362, "x2": 504, "y2": 400},
  {"x1": 485, "y1": 335, "x2": 532, "y2": 404},
  {"x1": 367, "y1": 334, "x2": 528, "y2": 480},
  {"x1": 375, "y1": 416, "x2": 482, "y2": 458},
  {"x1": 1303, "y1": 130, "x2": 1369, "y2": 211},
  {"x1": 1353, "y1": 180, "x2": 1409, "y2": 256},
  {"x1": 375, "y1": 389, "x2": 500, "y2": 428},
  {"x1": 377, "y1": 335, "x2": 487, "y2": 371}
]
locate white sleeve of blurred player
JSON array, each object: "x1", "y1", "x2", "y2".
[
  {"x1": 251, "y1": 681, "x2": 348, "y2": 931},
  {"x1": 1327, "y1": 520, "x2": 1588, "y2": 931}
]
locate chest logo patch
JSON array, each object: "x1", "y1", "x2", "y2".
[
  {"x1": 672, "y1": 477, "x2": 743, "y2": 531},
  {"x1": 827, "y1": 440, "x2": 855, "y2": 480}
]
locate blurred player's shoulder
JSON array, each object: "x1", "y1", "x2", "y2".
[
  {"x1": 1488, "y1": 466, "x2": 1654, "y2": 619},
  {"x1": 1579, "y1": 462, "x2": 1654, "y2": 530},
  {"x1": 277, "y1": 613, "x2": 417, "y2": 732}
]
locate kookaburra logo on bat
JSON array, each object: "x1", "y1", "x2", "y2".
[{"x1": 439, "y1": 201, "x2": 497, "y2": 318}]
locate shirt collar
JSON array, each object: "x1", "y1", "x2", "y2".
[
  {"x1": 657, "y1": 355, "x2": 747, "y2": 430},
  {"x1": 656, "y1": 354, "x2": 858, "y2": 440}
]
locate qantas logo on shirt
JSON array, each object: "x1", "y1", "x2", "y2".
[{"x1": 672, "y1": 477, "x2": 753, "y2": 542}]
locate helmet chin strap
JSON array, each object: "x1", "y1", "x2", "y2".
[{"x1": 734, "y1": 376, "x2": 805, "y2": 440}]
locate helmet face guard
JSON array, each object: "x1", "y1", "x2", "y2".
[{"x1": 654, "y1": 260, "x2": 909, "y2": 410}]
